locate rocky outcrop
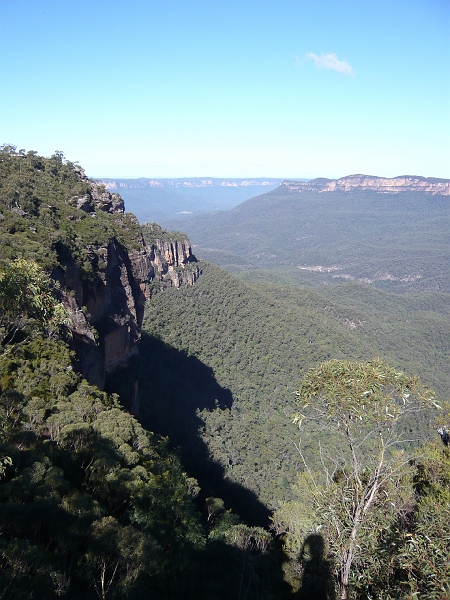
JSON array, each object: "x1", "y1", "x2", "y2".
[
  {"x1": 59, "y1": 184, "x2": 200, "y2": 414},
  {"x1": 281, "y1": 175, "x2": 450, "y2": 195},
  {"x1": 68, "y1": 171, "x2": 125, "y2": 214},
  {"x1": 89, "y1": 184, "x2": 124, "y2": 213},
  {"x1": 141, "y1": 223, "x2": 202, "y2": 290}
]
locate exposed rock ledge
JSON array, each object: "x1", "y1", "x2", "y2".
[
  {"x1": 141, "y1": 223, "x2": 201, "y2": 291},
  {"x1": 57, "y1": 179, "x2": 200, "y2": 414},
  {"x1": 281, "y1": 175, "x2": 450, "y2": 195},
  {"x1": 68, "y1": 167, "x2": 125, "y2": 213}
]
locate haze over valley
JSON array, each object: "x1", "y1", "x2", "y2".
[{"x1": 100, "y1": 177, "x2": 284, "y2": 221}]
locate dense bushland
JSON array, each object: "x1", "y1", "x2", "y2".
[
  {"x1": 163, "y1": 184, "x2": 450, "y2": 293},
  {"x1": 140, "y1": 261, "x2": 447, "y2": 510},
  {"x1": 0, "y1": 145, "x2": 142, "y2": 277},
  {"x1": 0, "y1": 148, "x2": 280, "y2": 599},
  {"x1": 0, "y1": 147, "x2": 448, "y2": 598}
]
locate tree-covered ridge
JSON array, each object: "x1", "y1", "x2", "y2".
[
  {"x1": 0, "y1": 145, "x2": 204, "y2": 395},
  {"x1": 140, "y1": 261, "x2": 448, "y2": 516},
  {"x1": 0, "y1": 271, "x2": 278, "y2": 599},
  {"x1": 0, "y1": 145, "x2": 142, "y2": 276},
  {"x1": 162, "y1": 185, "x2": 450, "y2": 293},
  {"x1": 0, "y1": 149, "x2": 279, "y2": 598}
]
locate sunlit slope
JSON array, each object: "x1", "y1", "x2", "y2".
[
  {"x1": 162, "y1": 188, "x2": 450, "y2": 293},
  {"x1": 140, "y1": 262, "x2": 449, "y2": 510}
]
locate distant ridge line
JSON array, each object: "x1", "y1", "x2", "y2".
[
  {"x1": 100, "y1": 177, "x2": 284, "y2": 190},
  {"x1": 281, "y1": 174, "x2": 450, "y2": 195}
]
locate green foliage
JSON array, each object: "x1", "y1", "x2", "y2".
[
  {"x1": 0, "y1": 147, "x2": 281, "y2": 598},
  {"x1": 1, "y1": 145, "x2": 447, "y2": 597},
  {"x1": 141, "y1": 262, "x2": 445, "y2": 513},
  {"x1": 0, "y1": 258, "x2": 70, "y2": 349},
  {"x1": 293, "y1": 358, "x2": 434, "y2": 428},
  {"x1": 0, "y1": 331, "x2": 278, "y2": 598},
  {"x1": 0, "y1": 336, "x2": 209, "y2": 598},
  {"x1": 0, "y1": 145, "x2": 142, "y2": 279},
  {"x1": 363, "y1": 441, "x2": 450, "y2": 599},
  {"x1": 166, "y1": 186, "x2": 450, "y2": 293},
  {"x1": 273, "y1": 360, "x2": 442, "y2": 599},
  {"x1": 0, "y1": 456, "x2": 12, "y2": 478},
  {"x1": 141, "y1": 222, "x2": 189, "y2": 245},
  {"x1": 404, "y1": 444, "x2": 450, "y2": 598}
]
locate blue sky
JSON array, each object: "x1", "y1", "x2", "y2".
[{"x1": 1, "y1": 0, "x2": 449, "y2": 178}]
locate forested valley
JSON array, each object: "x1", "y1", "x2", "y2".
[
  {"x1": 162, "y1": 179, "x2": 450, "y2": 294},
  {"x1": 0, "y1": 146, "x2": 449, "y2": 599}
]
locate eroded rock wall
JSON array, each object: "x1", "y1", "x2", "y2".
[
  {"x1": 282, "y1": 174, "x2": 450, "y2": 195},
  {"x1": 58, "y1": 238, "x2": 147, "y2": 401},
  {"x1": 59, "y1": 183, "x2": 200, "y2": 414},
  {"x1": 142, "y1": 223, "x2": 202, "y2": 290}
]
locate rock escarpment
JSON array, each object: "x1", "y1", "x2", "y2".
[
  {"x1": 142, "y1": 223, "x2": 201, "y2": 290},
  {"x1": 281, "y1": 174, "x2": 450, "y2": 195},
  {"x1": 68, "y1": 166, "x2": 125, "y2": 213},
  {"x1": 60, "y1": 236, "x2": 147, "y2": 403},
  {"x1": 0, "y1": 147, "x2": 201, "y2": 415},
  {"x1": 58, "y1": 182, "x2": 201, "y2": 414},
  {"x1": 101, "y1": 177, "x2": 281, "y2": 190}
]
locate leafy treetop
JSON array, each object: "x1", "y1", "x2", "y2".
[
  {"x1": 0, "y1": 258, "x2": 70, "y2": 349},
  {"x1": 293, "y1": 358, "x2": 435, "y2": 431}
]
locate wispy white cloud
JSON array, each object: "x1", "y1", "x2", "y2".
[{"x1": 299, "y1": 52, "x2": 354, "y2": 76}]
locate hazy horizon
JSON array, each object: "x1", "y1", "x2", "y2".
[
  {"x1": 1, "y1": 0, "x2": 449, "y2": 179},
  {"x1": 95, "y1": 173, "x2": 448, "y2": 182}
]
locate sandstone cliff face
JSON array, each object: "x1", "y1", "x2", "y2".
[
  {"x1": 60, "y1": 240, "x2": 145, "y2": 397},
  {"x1": 58, "y1": 180, "x2": 200, "y2": 414},
  {"x1": 281, "y1": 175, "x2": 450, "y2": 195},
  {"x1": 141, "y1": 223, "x2": 201, "y2": 290}
]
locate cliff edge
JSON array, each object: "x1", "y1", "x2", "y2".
[
  {"x1": 59, "y1": 182, "x2": 201, "y2": 413},
  {"x1": 281, "y1": 174, "x2": 450, "y2": 195},
  {"x1": 0, "y1": 146, "x2": 201, "y2": 414}
]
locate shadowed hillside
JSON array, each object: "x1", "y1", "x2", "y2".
[{"x1": 140, "y1": 261, "x2": 448, "y2": 510}]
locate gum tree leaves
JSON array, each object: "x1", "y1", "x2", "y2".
[{"x1": 0, "y1": 258, "x2": 70, "y2": 349}]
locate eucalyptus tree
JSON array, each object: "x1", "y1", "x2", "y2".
[
  {"x1": 274, "y1": 359, "x2": 436, "y2": 599},
  {"x1": 0, "y1": 258, "x2": 69, "y2": 350}
]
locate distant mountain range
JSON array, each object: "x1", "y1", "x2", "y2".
[
  {"x1": 281, "y1": 174, "x2": 450, "y2": 195},
  {"x1": 101, "y1": 174, "x2": 449, "y2": 224},
  {"x1": 102, "y1": 177, "x2": 283, "y2": 190},
  {"x1": 100, "y1": 177, "x2": 286, "y2": 222},
  {"x1": 162, "y1": 174, "x2": 450, "y2": 293}
]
